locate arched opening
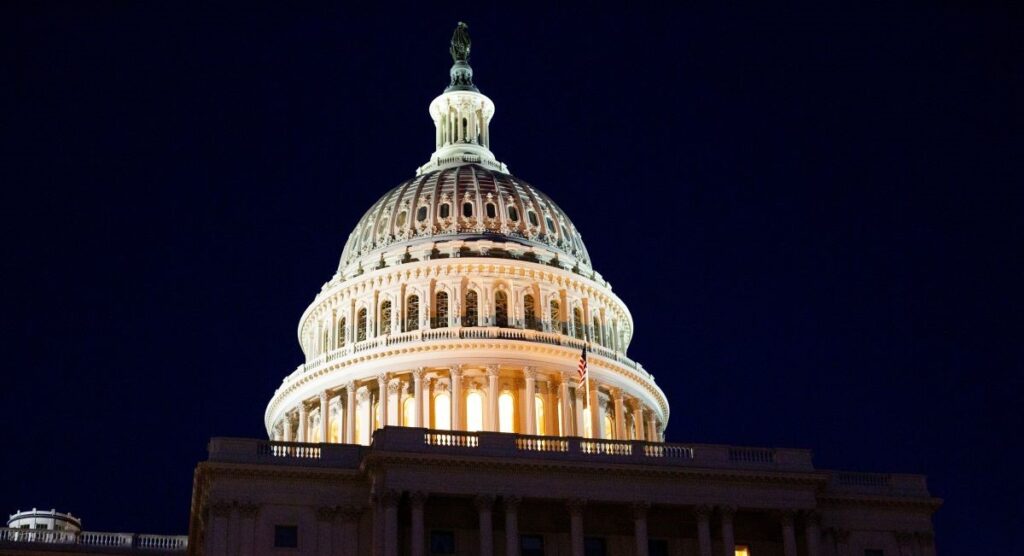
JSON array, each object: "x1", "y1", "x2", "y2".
[
  {"x1": 534, "y1": 395, "x2": 546, "y2": 435},
  {"x1": 416, "y1": 206, "x2": 428, "y2": 222},
  {"x1": 379, "y1": 300, "x2": 392, "y2": 335},
  {"x1": 356, "y1": 309, "x2": 367, "y2": 342},
  {"x1": 433, "y1": 393, "x2": 451, "y2": 430},
  {"x1": 336, "y1": 317, "x2": 346, "y2": 348},
  {"x1": 603, "y1": 414, "x2": 615, "y2": 440},
  {"x1": 402, "y1": 397, "x2": 416, "y2": 427},
  {"x1": 528, "y1": 210, "x2": 539, "y2": 227},
  {"x1": 435, "y1": 291, "x2": 449, "y2": 328},
  {"x1": 439, "y1": 203, "x2": 451, "y2": 219},
  {"x1": 507, "y1": 206, "x2": 519, "y2": 221},
  {"x1": 494, "y1": 290, "x2": 509, "y2": 327},
  {"x1": 466, "y1": 391, "x2": 484, "y2": 432},
  {"x1": 310, "y1": 415, "x2": 322, "y2": 442},
  {"x1": 498, "y1": 391, "x2": 516, "y2": 433},
  {"x1": 550, "y1": 300, "x2": 562, "y2": 334},
  {"x1": 464, "y1": 290, "x2": 479, "y2": 327},
  {"x1": 524, "y1": 294, "x2": 538, "y2": 330},
  {"x1": 573, "y1": 307, "x2": 585, "y2": 339},
  {"x1": 462, "y1": 202, "x2": 474, "y2": 218},
  {"x1": 405, "y1": 295, "x2": 419, "y2": 331},
  {"x1": 485, "y1": 203, "x2": 497, "y2": 219}
]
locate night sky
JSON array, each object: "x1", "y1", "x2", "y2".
[{"x1": 2, "y1": 4, "x2": 1021, "y2": 555}]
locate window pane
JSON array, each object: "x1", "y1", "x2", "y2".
[
  {"x1": 735, "y1": 546, "x2": 751, "y2": 556},
  {"x1": 486, "y1": 203, "x2": 497, "y2": 218},
  {"x1": 499, "y1": 392, "x2": 515, "y2": 433},
  {"x1": 463, "y1": 202, "x2": 473, "y2": 217},
  {"x1": 649, "y1": 539, "x2": 669, "y2": 556},
  {"x1": 434, "y1": 393, "x2": 451, "y2": 430},
  {"x1": 417, "y1": 206, "x2": 428, "y2": 222},
  {"x1": 274, "y1": 525, "x2": 298, "y2": 548},
  {"x1": 466, "y1": 391, "x2": 484, "y2": 432},
  {"x1": 584, "y1": 537, "x2": 606, "y2": 556},
  {"x1": 440, "y1": 204, "x2": 450, "y2": 218},
  {"x1": 430, "y1": 531, "x2": 455, "y2": 555},
  {"x1": 522, "y1": 535, "x2": 544, "y2": 556}
]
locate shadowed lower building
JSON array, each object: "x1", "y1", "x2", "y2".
[{"x1": 1, "y1": 22, "x2": 940, "y2": 556}]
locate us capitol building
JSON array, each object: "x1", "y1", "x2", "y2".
[{"x1": 2, "y1": 23, "x2": 939, "y2": 556}]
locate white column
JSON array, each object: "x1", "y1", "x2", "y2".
[
  {"x1": 646, "y1": 414, "x2": 657, "y2": 442},
  {"x1": 524, "y1": 367, "x2": 537, "y2": 435},
  {"x1": 573, "y1": 381, "x2": 585, "y2": 438},
  {"x1": 320, "y1": 391, "x2": 330, "y2": 443},
  {"x1": 476, "y1": 495, "x2": 494, "y2": 556},
  {"x1": 633, "y1": 503, "x2": 649, "y2": 556},
  {"x1": 487, "y1": 365, "x2": 500, "y2": 431},
  {"x1": 613, "y1": 391, "x2": 625, "y2": 440},
  {"x1": 282, "y1": 414, "x2": 293, "y2": 442},
  {"x1": 423, "y1": 377, "x2": 433, "y2": 428},
  {"x1": 780, "y1": 511, "x2": 798, "y2": 556},
  {"x1": 568, "y1": 499, "x2": 585, "y2": 556},
  {"x1": 450, "y1": 366, "x2": 462, "y2": 430},
  {"x1": 559, "y1": 375, "x2": 573, "y2": 436},
  {"x1": 345, "y1": 382, "x2": 356, "y2": 443},
  {"x1": 357, "y1": 386, "x2": 372, "y2": 445},
  {"x1": 410, "y1": 493, "x2": 427, "y2": 556},
  {"x1": 387, "y1": 379, "x2": 401, "y2": 426},
  {"x1": 805, "y1": 512, "x2": 822, "y2": 556},
  {"x1": 376, "y1": 374, "x2": 388, "y2": 432},
  {"x1": 588, "y1": 384, "x2": 600, "y2": 439},
  {"x1": 504, "y1": 497, "x2": 520, "y2": 556},
  {"x1": 298, "y1": 403, "x2": 309, "y2": 442},
  {"x1": 413, "y1": 369, "x2": 424, "y2": 428},
  {"x1": 695, "y1": 506, "x2": 712, "y2": 556},
  {"x1": 719, "y1": 507, "x2": 735, "y2": 556}
]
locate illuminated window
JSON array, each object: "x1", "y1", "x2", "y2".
[
  {"x1": 573, "y1": 308, "x2": 585, "y2": 339},
  {"x1": 583, "y1": 407, "x2": 592, "y2": 438},
  {"x1": 557, "y1": 400, "x2": 564, "y2": 436},
  {"x1": 466, "y1": 391, "x2": 484, "y2": 432},
  {"x1": 373, "y1": 401, "x2": 380, "y2": 430},
  {"x1": 310, "y1": 416, "x2": 322, "y2": 442},
  {"x1": 405, "y1": 295, "x2": 419, "y2": 331},
  {"x1": 330, "y1": 417, "x2": 341, "y2": 443},
  {"x1": 550, "y1": 300, "x2": 561, "y2": 333},
  {"x1": 499, "y1": 391, "x2": 515, "y2": 433},
  {"x1": 735, "y1": 546, "x2": 751, "y2": 556},
  {"x1": 535, "y1": 395, "x2": 546, "y2": 435},
  {"x1": 435, "y1": 291, "x2": 449, "y2": 328},
  {"x1": 592, "y1": 316, "x2": 601, "y2": 345},
  {"x1": 403, "y1": 397, "x2": 415, "y2": 426},
  {"x1": 603, "y1": 414, "x2": 615, "y2": 440},
  {"x1": 434, "y1": 393, "x2": 451, "y2": 430},
  {"x1": 379, "y1": 300, "x2": 392, "y2": 335},
  {"x1": 494, "y1": 290, "x2": 509, "y2": 327},
  {"x1": 396, "y1": 210, "x2": 407, "y2": 228},
  {"x1": 357, "y1": 309, "x2": 367, "y2": 341},
  {"x1": 465, "y1": 290, "x2": 479, "y2": 327},
  {"x1": 524, "y1": 294, "x2": 538, "y2": 330},
  {"x1": 336, "y1": 317, "x2": 346, "y2": 348},
  {"x1": 355, "y1": 411, "x2": 364, "y2": 445}
]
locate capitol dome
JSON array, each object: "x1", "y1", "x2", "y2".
[{"x1": 266, "y1": 23, "x2": 668, "y2": 446}]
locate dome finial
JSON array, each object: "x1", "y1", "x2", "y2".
[
  {"x1": 450, "y1": 22, "x2": 471, "y2": 63},
  {"x1": 446, "y1": 22, "x2": 476, "y2": 92}
]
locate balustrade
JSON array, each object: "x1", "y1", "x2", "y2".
[{"x1": 0, "y1": 528, "x2": 188, "y2": 551}]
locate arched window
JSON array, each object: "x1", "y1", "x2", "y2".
[
  {"x1": 499, "y1": 391, "x2": 516, "y2": 433},
  {"x1": 336, "y1": 317, "x2": 347, "y2": 348},
  {"x1": 379, "y1": 300, "x2": 392, "y2": 335},
  {"x1": 485, "y1": 202, "x2": 497, "y2": 219},
  {"x1": 545, "y1": 216, "x2": 555, "y2": 231},
  {"x1": 330, "y1": 411, "x2": 341, "y2": 443},
  {"x1": 465, "y1": 290, "x2": 479, "y2": 327},
  {"x1": 396, "y1": 211, "x2": 407, "y2": 228},
  {"x1": 573, "y1": 307, "x2": 585, "y2": 339},
  {"x1": 604, "y1": 414, "x2": 615, "y2": 440},
  {"x1": 528, "y1": 210, "x2": 539, "y2": 227},
  {"x1": 462, "y1": 202, "x2": 474, "y2": 218},
  {"x1": 507, "y1": 206, "x2": 519, "y2": 221},
  {"x1": 524, "y1": 294, "x2": 538, "y2": 330},
  {"x1": 377, "y1": 217, "x2": 388, "y2": 237},
  {"x1": 625, "y1": 414, "x2": 635, "y2": 440},
  {"x1": 416, "y1": 206, "x2": 428, "y2": 222},
  {"x1": 550, "y1": 300, "x2": 562, "y2": 334},
  {"x1": 592, "y1": 315, "x2": 601, "y2": 345},
  {"x1": 321, "y1": 327, "x2": 329, "y2": 354},
  {"x1": 439, "y1": 203, "x2": 451, "y2": 219},
  {"x1": 434, "y1": 291, "x2": 449, "y2": 328},
  {"x1": 403, "y1": 398, "x2": 416, "y2": 427},
  {"x1": 433, "y1": 393, "x2": 451, "y2": 430},
  {"x1": 466, "y1": 391, "x2": 484, "y2": 432},
  {"x1": 357, "y1": 309, "x2": 367, "y2": 342},
  {"x1": 535, "y1": 395, "x2": 546, "y2": 435},
  {"x1": 310, "y1": 414, "x2": 322, "y2": 442},
  {"x1": 405, "y1": 295, "x2": 419, "y2": 331},
  {"x1": 494, "y1": 290, "x2": 509, "y2": 327}
]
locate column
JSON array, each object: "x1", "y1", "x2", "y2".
[
  {"x1": 450, "y1": 366, "x2": 463, "y2": 430},
  {"x1": 613, "y1": 391, "x2": 626, "y2": 440},
  {"x1": 633, "y1": 503, "x2": 649, "y2": 556},
  {"x1": 573, "y1": 380, "x2": 585, "y2": 438},
  {"x1": 320, "y1": 391, "x2": 330, "y2": 443},
  {"x1": 382, "y1": 490, "x2": 399, "y2": 556},
  {"x1": 338, "y1": 506, "x2": 361, "y2": 556},
  {"x1": 298, "y1": 403, "x2": 309, "y2": 442},
  {"x1": 423, "y1": 377, "x2": 433, "y2": 428},
  {"x1": 238, "y1": 503, "x2": 258, "y2": 556},
  {"x1": 377, "y1": 374, "x2": 388, "y2": 431},
  {"x1": 719, "y1": 506, "x2": 735, "y2": 556},
  {"x1": 487, "y1": 366, "x2": 500, "y2": 431},
  {"x1": 346, "y1": 382, "x2": 356, "y2": 443},
  {"x1": 316, "y1": 507, "x2": 335, "y2": 556},
  {"x1": 357, "y1": 387, "x2": 372, "y2": 445},
  {"x1": 206, "y1": 503, "x2": 230, "y2": 556},
  {"x1": 695, "y1": 506, "x2": 712, "y2": 556},
  {"x1": 413, "y1": 369, "x2": 424, "y2": 428},
  {"x1": 283, "y1": 414, "x2": 293, "y2": 442},
  {"x1": 475, "y1": 495, "x2": 494, "y2": 556},
  {"x1": 634, "y1": 405, "x2": 646, "y2": 441},
  {"x1": 780, "y1": 511, "x2": 797, "y2": 556},
  {"x1": 646, "y1": 414, "x2": 657, "y2": 443},
  {"x1": 387, "y1": 379, "x2": 401, "y2": 426},
  {"x1": 804, "y1": 511, "x2": 821, "y2": 556},
  {"x1": 559, "y1": 374, "x2": 573, "y2": 436},
  {"x1": 588, "y1": 384, "x2": 600, "y2": 439},
  {"x1": 504, "y1": 497, "x2": 521, "y2": 556},
  {"x1": 410, "y1": 492, "x2": 427, "y2": 556},
  {"x1": 524, "y1": 367, "x2": 537, "y2": 435},
  {"x1": 568, "y1": 499, "x2": 586, "y2": 556}
]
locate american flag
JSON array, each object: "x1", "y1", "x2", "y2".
[{"x1": 577, "y1": 345, "x2": 588, "y2": 381}]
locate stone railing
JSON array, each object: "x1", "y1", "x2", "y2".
[
  {"x1": 283, "y1": 327, "x2": 653, "y2": 388},
  {"x1": 208, "y1": 437, "x2": 364, "y2": 468},
  {"x1": 827, "y1": 471, "x2": 931, "y2": 497},
  {"x1": 0, "y1": 528, "x2": 187, "y2": 551}
]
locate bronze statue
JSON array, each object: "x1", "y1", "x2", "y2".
[{"x1": 450, "y1": 22, "x2": 471, "y2": 63}]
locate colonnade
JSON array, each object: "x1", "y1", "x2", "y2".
[{"x1": 273, "y1": 366, "x2": 664, "y2": 444}]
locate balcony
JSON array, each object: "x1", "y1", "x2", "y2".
[{"x1": 0, "y1": 528, "x2": 187, "y2": 553}]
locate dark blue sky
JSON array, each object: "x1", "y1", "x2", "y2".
[{"x1": 1, "y1": 4, "x2": 1020, "y2": 554}]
